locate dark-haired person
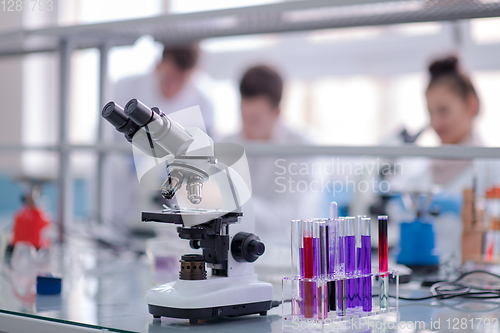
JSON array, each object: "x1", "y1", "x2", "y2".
[
  {"x1": 425, "y1": 55, "x2": 483, "y2": 188},
  {"x1": 107, "y1": 44, "x2": 214, "y2": 232},
  {"x1": 224, "y1": 65, "x2": 321, "y2": 265},
  {"x1": 394, "y1": 56, "x2": 490, "y2": 192},
  {"x1": 392, "y1": 56, "x2": 499, "y2": 267},
  {"x1": 427, "y1": 55, "x2": 480, "y2": 146},
  {"x1": 227, "y1": 65, "x2": 304, "y2": 143},
  {"x1": 113, "y1": 43, "x2": 214, "y2": 134}
]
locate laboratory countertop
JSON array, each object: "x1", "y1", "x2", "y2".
[{"x1": 1, "y1": 238, "x2": 500, "y2": 333}]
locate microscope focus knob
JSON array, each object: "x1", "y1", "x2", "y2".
[{"x1": 231, "y1": 232, "x2": 265, "y2": 263}]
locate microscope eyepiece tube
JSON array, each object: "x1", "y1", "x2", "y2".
[
  {"x1": 124, "y1": 99, "x2": 193, "y2": 157},
  {"x1": 125, "y1": 99, "x2": 156, "y2": 126},
  {"x1": 102, "y1": 102, "x2": 128, "y2": 129}
]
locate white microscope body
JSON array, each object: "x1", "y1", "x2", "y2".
[{"x1": 102, "y1": 99, "x2": 273, "y2": 323}]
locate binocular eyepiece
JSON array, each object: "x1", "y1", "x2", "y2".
[
  {"x1": 102, "y1": 101, "x2": 142, "y2": 142},
  {"x1": 102, "y1": 99, "x2": 164, "y2": 142}
]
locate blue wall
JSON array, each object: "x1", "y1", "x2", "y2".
[{"x1": 0, "y1": 175, "x2": 88, "y2": 222}]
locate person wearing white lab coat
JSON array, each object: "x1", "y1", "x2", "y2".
[
  {"x1": 113, "y1": 44, "x2": 214, "y2": 134},
  {"x1": 397, "y1": 56, "x2": 500, "y2": 191},
  {"x1": 390, "y1": 56, "x2": 500, "y2": 267},
  {"x1": 106, "y1": 44, "x2": 215, "y2": 231},
  {"x1": 224, "y1": 65, "x2": 321, "y2": 268}
]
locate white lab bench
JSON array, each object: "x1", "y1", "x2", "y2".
[{"x1": 1, "y1": 237, "x2": 500, "y2": 333}]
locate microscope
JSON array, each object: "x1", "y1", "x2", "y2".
[{"x1": 102, "y1": 99, "x2": 273, "y2": 323}]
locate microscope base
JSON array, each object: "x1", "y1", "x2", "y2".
[
  {"x1": 146, "y1": 274, "x2": 273, "y2": 322},
  {"x1": 148, "y1": 301, "x2": 271, "y2": 322}
]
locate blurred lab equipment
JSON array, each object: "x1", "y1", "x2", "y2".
[
  {"x1": 462, "y1": 186, "x2": 500, "y2": 264},
  {"x1": 102, "y1": 99, "x2": 273, "y2": 323},
  {"x1": 5, "y1": 178, "x2": 51, "y2": 266},
  {"x1": 369, "y1": 125, "x2": 428, "y2": 217},
  {"x1": 396, "y1": 190, "x2": 440, "y2": 272},
  {"x1": 146, "y1": 237, "x2": 185, "y2": 286}
]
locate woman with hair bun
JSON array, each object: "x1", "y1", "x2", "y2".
[
  {"x1": 426, "y1": 55, "x2": 480, "y2": 146},
  {"x1": 390, "y1": 56, "x2": 498, "y2": 267},
  {"x1": 425, "y1": 55, "x2": 483, "y2": 187}
]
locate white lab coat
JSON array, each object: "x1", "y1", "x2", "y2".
[
  {"x1": 104, "y1": 71, "x2": 215, "y2": 230},
  {"x1": 389, "y1": 131, "x2": 500, "y2": 266},
  {"x1": 391, "y1": 132, "x2": 500, "y2": 194},
  {"x1": 223, "y1": 122, "x2": 323, "y2": 268}
]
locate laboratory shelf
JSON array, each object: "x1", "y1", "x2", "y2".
[
  {"x1": 1, "y1": 143, "x2": 499, "y2": 160},
  {"x1": 1, "y1": 0, "x2": 500, "y2": 56}
]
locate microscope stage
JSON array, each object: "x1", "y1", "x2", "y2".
[{"x1": 142, "y1": 210, "x2": 241, "y2": 227}]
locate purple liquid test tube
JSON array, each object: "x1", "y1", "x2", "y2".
[
  {"x1": 354, "y1": 215, "x2": 365, "y2": 308},
  {"x1": 356, "y1": 247, "x2": 361, "y2": 307},
  {"x1": 361, "y1": 217, "x2": 372, "y2": 312},
  {"x1": 345, "y1": 217, "x2": 356, "y2": 309}
]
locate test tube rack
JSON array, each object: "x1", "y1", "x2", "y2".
[
  {"x1": 281, "y1": 271, "x2": 399, "y2": 332},
  {"x1": 283, "y1": 216, "x2": 399, "y2": 332}
]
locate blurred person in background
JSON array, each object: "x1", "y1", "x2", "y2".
[
  {"x1": 113, "y1": 43, "x2": 214, "y2": 135},
  {"x1": 392, "y1": 56, "x2": 487, "y2": 193},
  {"x1": 107, "y1": 43, "x2": 215, "y2": 234},
  {"x1": 224, "y1": 65, "x2": 321, "y2": 266},
  {"x1": 389, "y1": 55, "x2": 500, "y2": 268},
  {"x1": 425, "y1": 55, "x2": 482, "y2": 189}
]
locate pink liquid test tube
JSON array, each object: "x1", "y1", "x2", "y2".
[
  {"x1": 378, "y1": 215, "x2": 389, "y2": 310},
  {"x1": 302, "y1": 220, "x2": 315, "y2": 318}
]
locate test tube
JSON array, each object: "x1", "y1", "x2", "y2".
[
  {"x1": 315, "y1": 220, "x2": 328, "y2": 279},
  {"x1": 378, "y1": 215, "x2": 389, "y2": 310},
  {"x1": 360, "y1": 217, "x2": 372, "y2": 312},
  {"x1": 291, "y1": 220, "x2": 303, "y2": 278},
  {"x1": 355, "y1": 215, "x2": 365, "y2": 308},
  {"x1": 345, "y1": 217, "x2": 356, "y2": 309},
  {"x1": 328, "y1": 202, "x2": 338, "y2": 312},
  {"x1": 291, "y1": 220, "x2": 302, "y2": 315},
  {"x1": 315, "y1": 219, "x2": 328, "y2": 319},
  {"x1": 327, "y1": 218, "x2": 336, "y2": 312},
  {"x1": 302, "y1": 220, "x2": 315, "y2": 318},
  {"x1": 336, "y1": 218, "x2": 346, "y2": 316}
]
